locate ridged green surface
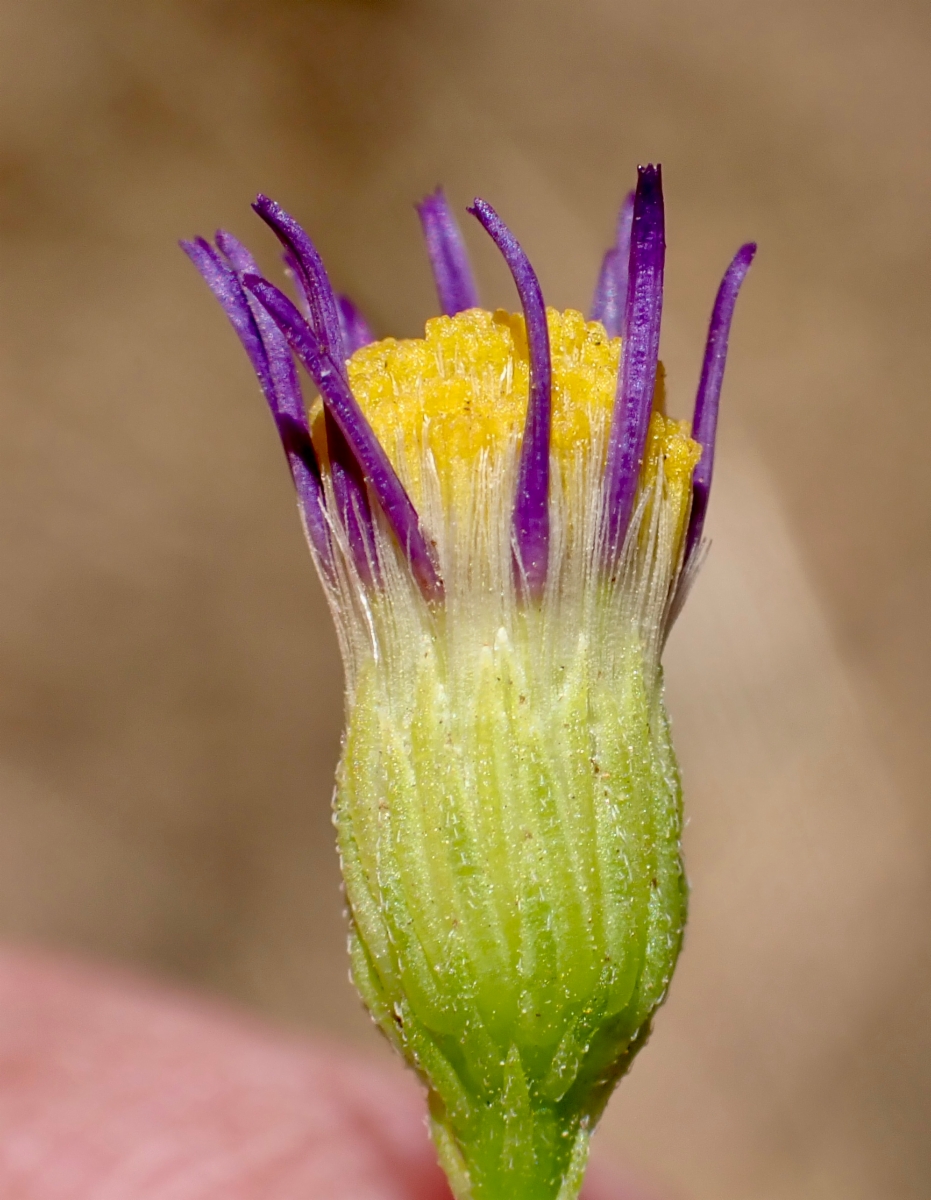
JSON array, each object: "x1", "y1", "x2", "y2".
[{"x1": 335, "y1": 621, "x2": 687, "y2": 1200}]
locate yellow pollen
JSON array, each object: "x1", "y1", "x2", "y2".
[
  {"x1": 342, "y1": 307, "x2": 700, "y2": 545},
  {"x1": 639, "y1": 409, "x2": 702, "y2": 566}
]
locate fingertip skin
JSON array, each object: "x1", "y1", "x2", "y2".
[
  {"x1": 0, "y1": 947, "x2": 651, "y2": 1200},
  {"x1": 0, "y1": 946, "x2": 450, "y2": 1200}
]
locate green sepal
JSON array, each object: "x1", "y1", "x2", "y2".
[{"x1": 335, "y1": 622, "x2": 686, "y2": 1200}]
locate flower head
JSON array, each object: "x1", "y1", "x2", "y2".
[{"x1": 183, "y1": 166, "x2": 754, "y2": 1200}]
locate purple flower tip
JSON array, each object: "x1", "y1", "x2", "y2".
[
  {"x1": 683, "y1": 241, "x2": 757, "y2": 564},
  {"x1": 602, "y1": 164, "x2": 666, "y2": 556},
  {"x1": 468, "y1": 198, "x2": 552, "y2": 599},
  {"x1": 243, "y1": 272, "x2": 444, "y2": 603},
  {"x1": 589, "y1": 189, "x2": 635, "y2": 338},
  {"x1": 416, "y1": 187, "x2": 480, "y2": 317},
  {"x1": 337, "y1": 294, "x2": 375, "y2": 356},
  {"x1": 252, "y1": 194, "x2": 346, "y2": 367},
  {"x1": 181, "y1": 232, "x2": 334, "y2": 577}
]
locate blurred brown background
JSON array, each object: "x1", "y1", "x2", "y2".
[{"x1": 0, "y1": 0, "x2": 928, "y2": 1197}]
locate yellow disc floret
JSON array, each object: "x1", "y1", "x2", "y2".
[
  {"x1": 345, "y1": 306, "x2": 700, "y2": 564},
  {"x1": 346, "y1": 308, "x2": 618, "y2": 509},
  {"x1": 640, "y1": 410, "x2": 703, "y2": 567}
]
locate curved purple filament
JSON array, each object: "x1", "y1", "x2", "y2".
[
  {"x1": 337, "y1": 295, "x2": 375, "y2": 355},
  {"x1": 589, "y1": 190, "x2": 635, "y2": 339},
  {"x1": 469, "y1": 198, "x2": 552, "y2": 599},
  {"x1": 416, "y1": 188, "x2": 480, "y2": 317},
  {"x1": 252, "y1": 194, "x2": 346, "y2": 368},
  {"x1": 249, "y1": 202, "x2": 378, "y2": 581},
  {"x1": 323, "y1": 408, "x2": 379, "y2": 586},
  {"x1": 682, "y1": 242, "x2": 757, "y2": 564},
  {"x1": 180, "y1": 234, "x2": 333, "y2": 576},
  {"x1": 244, "y1": 274, "x2": 444, "y2": 603},
  {"x1": 603, "y1": 165, "x2": 666, "y2": 556}
]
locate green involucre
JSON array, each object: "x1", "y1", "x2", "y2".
[{"x1": 335, "y1": 619, "x2": 686, "y2": 1200}]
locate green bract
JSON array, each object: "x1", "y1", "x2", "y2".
[{"x1": 338, "y1": 618, "x2": 686, "y2": 1200}]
